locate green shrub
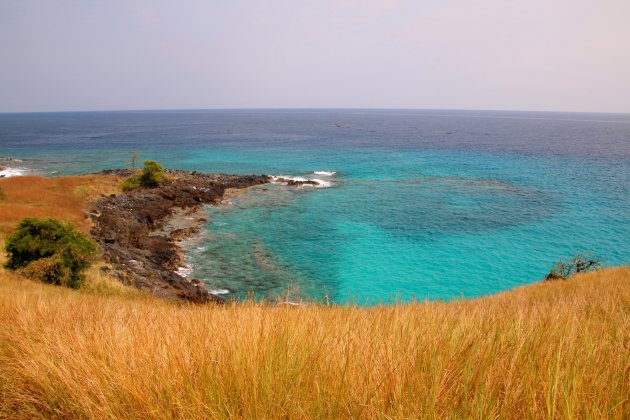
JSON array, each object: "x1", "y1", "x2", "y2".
[
  {"x1": 4, "y1": 217, "x2": 97, "y2": 288},
  {"x1": 122, "y1": 160, "x2": 167, "y2": 191},
  {"x1": 121, "y1": 175, "x2": 142, "y2": 191},
  {"x1": 140, "y1": 160, "x2": 167, "y2": 186},
  {"x1": 545, "y1": 252, "x2": 603, "y2": 281}
]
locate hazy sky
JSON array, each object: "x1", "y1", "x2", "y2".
[{"x1": 1, "y1": 0, "x2": 629, "y2": 113}]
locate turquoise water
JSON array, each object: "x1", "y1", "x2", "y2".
[
  {"x1": 1, "y1": 110, "x2": 628, "y2": 302},
  {"x1": 182, "y1": 148, "x2": 628, "y2": 302}
]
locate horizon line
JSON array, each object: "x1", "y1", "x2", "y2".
[{"x1": 1, "y1": 106, "x2": 630, "y2": 116}]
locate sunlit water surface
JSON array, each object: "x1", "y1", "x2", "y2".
[{"x1": 1, "y1": 110, "x2": 628, "y2": 302}]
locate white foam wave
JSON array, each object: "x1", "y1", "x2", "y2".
[
  {"x1": 210, "y1": 289, "x2": 230, "y2": 295},
  {"x1": 271, "y1": 175, "x2": 307, "y2": 182},
  {"x1": 313, "y1": 171, "x2": 336, "y2": 176},
  {"x1": 311, "y1": 178, "x2": 332, "y2": 188},
  {"x1": 175, "y1": 265, "x2": 192, "y2": 278},
  {"x1": 0, "y1": 167, "x2": 26, "y2": 178}
]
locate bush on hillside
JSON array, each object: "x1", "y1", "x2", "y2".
[
  {"x1": 122, "y1": 160, "x2": 168, "y2": 191},
  {"x1": 121, "y1": 175, "x2": 141, "y2": 191},
  {"x1": 4, "y1": 217, "x2": 97, "y2": 288},
  {"x1": 545, "y1": 252, "x2": 603, "y2": 281}
]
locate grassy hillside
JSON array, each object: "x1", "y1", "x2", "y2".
[
  {"x1": 0, "y1": 174, "x2": 628, "y2": 418},
  {"x1": 0, "y1": 266, "x2": 627, "y2": 418},
  {"x1": 0, "y1": 174, "x2": 123, "y2": 239}
]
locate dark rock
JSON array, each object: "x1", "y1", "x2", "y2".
[
  {"x1": 90, "y1": 171, "x2": 271, "y2": 304},
  {"x1": 288, "y1": 179, "x2": 319, "y2": 187},
  {"x1": 273, "y1": 177, "x2": 320, "y2": 187},
  {"x1": 170, "y1": 227, "x2": 201, "y2": 242},
  {"x1": 99, "y1": 169, "x2": 134, "y2": 177}
]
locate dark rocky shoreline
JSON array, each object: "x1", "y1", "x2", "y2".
[{"x1": 90, "y1": 169, "x2": 270, "y2": 303}]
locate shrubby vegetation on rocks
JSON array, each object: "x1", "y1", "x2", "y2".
[
  {"x1": 4, "y1": 217, "x2": 97, "y2": 288},
  {"x1": 122, "y1": 160, "x2": 168, "y2": 191}
]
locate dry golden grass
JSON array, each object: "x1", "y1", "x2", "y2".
[
  {"x1": 0, "y1": 267, "x2": 628, "y2": 419},
  {"x1": 0, "y1": 174, "x2": 123, "y2": 239}
]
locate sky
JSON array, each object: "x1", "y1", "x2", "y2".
[{"x1": 1, "y1": 0, "x2": 629, "y2": 113}]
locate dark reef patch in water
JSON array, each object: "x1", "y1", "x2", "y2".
[{"x1": 340, "y1": 177, "x2": 557, "y2": 237}]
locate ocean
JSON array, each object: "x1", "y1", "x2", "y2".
[{"x1": 1, "y1": 109, "x2": 629, "y2": 303}]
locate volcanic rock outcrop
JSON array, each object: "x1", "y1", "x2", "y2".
[{"x1": 90, "y1": 170, "x2": 269, "y2": 303}]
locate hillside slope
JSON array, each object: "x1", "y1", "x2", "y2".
[{"x1": 0, "y1": 267, "x2": 628, "y2": 418}]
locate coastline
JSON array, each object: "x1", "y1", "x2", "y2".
[
  {"x1": 89, "y1": 170, "x2": 324, "y2": 303},
  {"x1": 0, "y1": 158, "x2": 28, "y2": 178},
  {"x1": 90, "y1": 170, "x2": 271, "y2": 303},
  {"x1": 221, "y1": 183, "x2": 270, "y2": 203}
]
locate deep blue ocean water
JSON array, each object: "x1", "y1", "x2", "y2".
[{"x1": 1, "y1": 109, "x2": 629, "y2": 303}]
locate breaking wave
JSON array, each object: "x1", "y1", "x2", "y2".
[{"x1": 270, "y1": 174, "x2": 333, "y2": 188}]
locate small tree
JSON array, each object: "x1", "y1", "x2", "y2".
[
  {"x1": 545, "y1": 252, "x2": 603, "y2": 281},
  {"x1": 130, "y1": 151, "x2": 140, "y2": 172},
  {"x1": 122, "y1": 160, "x2": 168, "y2": 191},
  {"x1": 4, "y1": 217, "x2": 97, "y2": 288}
]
